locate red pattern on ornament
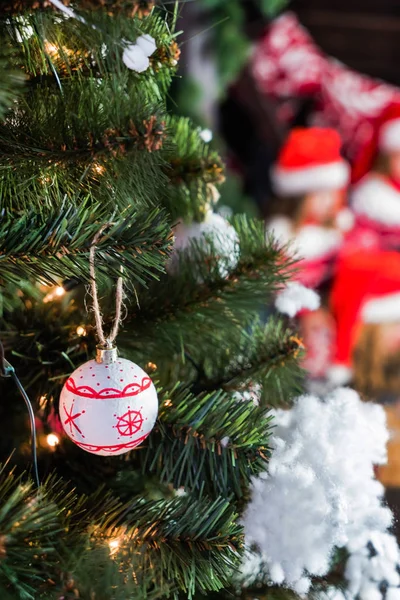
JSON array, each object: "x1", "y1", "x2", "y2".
[
  {"x1": 63, "y1": 403, "x2": 85, "y2": 437},
  {"x1": 74, "y1": 433, "x2": 148, "y2": 454},
  {"x1": 115, "y1": 409, "x2": 143, "y2": 436},
  {"x1": 65, "y1": 376, "x2": 151, "y2": 399}
]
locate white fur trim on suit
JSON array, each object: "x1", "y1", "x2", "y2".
[
  {"x1": 271, "y1": 161, "x2": 350, "y2": 196},
  {"x1": 267, "y1": 218, "x2": 342, "y2": 260},
  {"x1": 294, "y1": 225, "x2": 342, "y2": 260},
  {"x1": 379, "y1": 119, "x2": 400, "y2": 152},
  {"x1": 362, "y1": 292, "x2": 400, "y2": 323},
  {"x1": 351, "y1": 175, "x2": 400, "y2": 226}
]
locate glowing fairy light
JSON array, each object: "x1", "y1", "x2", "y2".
[
  {"x1": 108, "y1": 538, "x2": 121, "y2": 556},
  {"x1": 92, "y1": 163, "x2": 105, "y2": 175},
  {"x1": 44, "y1": 41, "x2": 59, "y2": 56},
  {"x1": 46, "y1": 433, "x2": 60, "y2": 447},
  {"x1": 38, "y1": 395, "x2": 47, "y2": 409},
  {"x1": 76, "y1": 325, "x2": 87, "y2": 337},
  {"x1": 43, "y1": 286, "x2": 65, "y2": 303}
]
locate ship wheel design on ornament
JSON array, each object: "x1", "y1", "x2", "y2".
[{"x1": 114, "y1": 408, "x2": 143, "y2": 437}]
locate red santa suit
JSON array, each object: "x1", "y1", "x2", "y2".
[{"x1": 329, "y1": 249, "x2": 400, "y2": 385}]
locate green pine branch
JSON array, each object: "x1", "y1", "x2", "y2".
[
  {"x1": 0, "y1": 48, "x2": 25, "y2": 120},
  {"x1": 0, "y1": 200, "x2": 172, "y2": 286},
  {"x1": 140, "y1": 384, "x2": 272, "y2": 498},
  {"x1": 119, "y1": 217, "x2": 296, "y2": 376},
  {"x1": 163, "y1": 115, "x2": 225, "y2": 221},
  {"x1": 199, "y1": 318, "x2": 305, "y2": 407},
  {"x1": 0, "y1": 466, "x2": 243, "y2": 599}
]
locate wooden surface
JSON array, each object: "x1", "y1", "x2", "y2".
[
  {"x1": 291, "y1": 0, "x2": 400, "y2": 86},
  {"x1": 377, "y1": 405, "x2": 400, "y2": 487}
]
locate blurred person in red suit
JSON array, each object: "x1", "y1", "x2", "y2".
[
  {"x1": 351, "y1": 103, "x2": 400, "y2": 250},
  {"x1": 267, "y1": 126, "x2": 351, "y2": 289},
  {"x1": 330, "y1": 249, "x2": 400, "y2": 393}
]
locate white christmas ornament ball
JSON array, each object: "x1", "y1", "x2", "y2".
[
  {"x1": 60, "y1": 347, "x2": 158, "y2": 456},
  {"x1": 171, "y1": 211, "x2": 239, "y2": 277}
]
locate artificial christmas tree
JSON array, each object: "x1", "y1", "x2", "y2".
[{"x1": 0, "y1": 2, "x2": 398, "y2": 600}]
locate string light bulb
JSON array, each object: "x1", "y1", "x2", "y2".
[
  {"x1": 44, "y1": 41, "x2": 59, "y2": 56},
  {"x1": 46, "y1": 433, "x2": 60, "y2": 447},
  {"x1": 92, "y1": 163, "x2": 105, "y2": 175},
  {"x1": 108, "y1": 538, "x2": 120, "y2": 556},
  {"x1": 76, "y1": 325, "x2": 87, "y2": 337},
  {"x1": 43, "y1": 286, "x2": 65, "y2": 303}
]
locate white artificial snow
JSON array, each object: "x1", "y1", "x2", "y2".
[
  {"x1": 352, "y1": 175, "x2": 400, "y2": 226},
  {"x1": 275, "y1": 281, "x2": 320, "y2": 317},
  {"x1": 242, "y1": 388, "x2": 398, "y2": 598}
]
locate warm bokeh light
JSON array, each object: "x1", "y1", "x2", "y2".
[
  {"x1": 44, "y1": 41, "x2": 58, "y2": 56},
  {"x1": 46, "y1": 433, "x2": 60, "y2": 447},
  {"x1": 76, "y1": 325, "x2": 87, "y2": 337},
  {"x1": 43, "y1": 286, "x2": 66, "y2": 303},
  {"x1": 38, "y1": 395, "x2": 47, "y2": 409},
  {"x1": 93, "y1": 163, "x2": 105, "y2": 175},
  {"x1": 108, "y1": 538, "x2": 120, "y2": 556}
]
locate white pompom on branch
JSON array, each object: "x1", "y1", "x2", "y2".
[{"x1": 275, "y1": 282, "x2": 320, "y2": 317}]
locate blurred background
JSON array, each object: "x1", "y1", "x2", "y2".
[{"x1": 172, "y1": 0, "x2": 400, "y2": 533}]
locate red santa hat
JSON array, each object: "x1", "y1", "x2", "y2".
[
  {"x1": 352, "y1": 102, "x2": 400, "y2": 184},
  {"x1": 271, "y1": 127, "x2": 350, "y2": 196},
  {"x1": 330, "y1": 249, "x2": 400, "y2": 370}
]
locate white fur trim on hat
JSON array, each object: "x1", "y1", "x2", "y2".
[
  {"x1": 362, "y1": 292, "x2": 400, "y2": 323},
  {"x1": 326, "y1": 364, "x2": 353, "y2": 386},
  {"x1": 351, "y1": 175, "x2": 400, "y2": 226},
  {"x1": 379, "y1": 118, "x2": 400, "y2": 152},
  {"x1": 271, "y1": 161, "x2": 350, "y2": 196}
]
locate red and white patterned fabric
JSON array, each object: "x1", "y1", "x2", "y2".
[{"x1": 252, "y1": 13, "x2": 400, "y2": 165}]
